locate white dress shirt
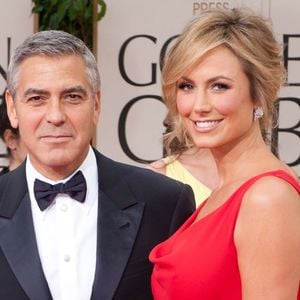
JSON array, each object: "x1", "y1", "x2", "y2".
[{"x1": 26, "y1": 146, "x2": 98, "y2": 300}]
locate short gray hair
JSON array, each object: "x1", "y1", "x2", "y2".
[{"x1": 7, "y1": 30, "x2": 101, "y2": 98}]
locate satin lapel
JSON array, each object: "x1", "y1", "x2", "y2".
[
  {"x1": 91, "y1": 153, "x2": 145, "y2": 300},
  {"x1": 0, "y1": 165, "x2": 51, "y2": 300}
]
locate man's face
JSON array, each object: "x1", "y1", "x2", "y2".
[{"x1": 6, "y1": 54, "x2": 100, "y2": 180}]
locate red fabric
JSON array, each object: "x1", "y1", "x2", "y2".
[{"x1": 149, "y1": 170, "x2": 300, "y2": 299}]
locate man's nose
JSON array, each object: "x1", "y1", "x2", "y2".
[{"x1": 45, "y1": 99, "x2": 66, "y2": 125}]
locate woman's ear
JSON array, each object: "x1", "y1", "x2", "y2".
[
  {"x1": 5, "y1": 90, "x2": 19, "y2": 129},
  {"x1": 3, "y1": 129, "x2": 17, "y2": 151}
]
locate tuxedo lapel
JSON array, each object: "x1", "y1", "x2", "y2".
[
  {"x1": 91, "y1": 152, "x2": 145, "y2": 300},
  {"x1": 0, "y1": 165, "x2": 51, "y2": 300}
]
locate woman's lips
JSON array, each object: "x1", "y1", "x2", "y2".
[{"x1": 193, "y1": 119, "x2": 223, "y2": 132}]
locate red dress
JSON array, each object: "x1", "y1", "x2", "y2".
[{"x1": 149, "y1": 170, "x2": 300, "y2": 299}]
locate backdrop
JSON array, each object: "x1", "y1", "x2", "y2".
[
  {"x1": 0, "y1": 0, "x2": 33, "y2": 168},
  {"x1": 0, "y1": 0, "x2": 299, "y2": 176},
  {"x1": 97, "y1": 0, "x2": 300, "y2": 175}
]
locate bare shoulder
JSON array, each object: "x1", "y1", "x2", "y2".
[
  {"x1": 235, "y1": 172, "x2": 300, "y2": 251},
  {"x1": 245, "y1": 174, "x2": 299, "y2": 209},
  {"x1": 237, "y1": 174, "x2": 300, "y2": 230},
  {"x1": 235, "y1": 174, "x2": 300, "y2": 297},
  {"x1": 145, "y1": 159, "x2": 167, "y2": 175}
]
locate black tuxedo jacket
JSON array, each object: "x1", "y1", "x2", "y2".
[{"x1": 0, "y1": 150, "x2": 195, "y2": 300}]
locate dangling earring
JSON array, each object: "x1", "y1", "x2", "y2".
[{"x1": 253, "y1": 106, "x2": 264, "y2": 121}]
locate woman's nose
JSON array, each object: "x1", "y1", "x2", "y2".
[{"x1": 193, "y1": 90, "x2": 211, "y2": 113}]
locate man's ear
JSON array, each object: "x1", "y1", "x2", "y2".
[
  {"x1": 5, "y1": 90, "x2": 19, "y2": 129},
  {"x1": 93, "y1": 90, "x2": 101, "y2": 125}
]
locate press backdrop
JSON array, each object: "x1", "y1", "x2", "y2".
[
  {"x1": 0, "y1": 0, "x2": 33, "y2": 168},
  {"x1": 0, "y1": 0, "x2": 299, "y2": 175},
  {"x1": 97, "y1": 0, "x2": 300, "y2": 175}
]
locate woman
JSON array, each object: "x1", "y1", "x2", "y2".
[
  {"x1": 149, "y1": 8, "x2": 300, "y2": 299},
  {"x1": 148, "y1": 113, "x2": 218, "y2": 207},
  {"x1": 0, "y1": 95, "x2": 26, "y2": 174}
]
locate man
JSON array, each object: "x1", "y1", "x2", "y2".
[{"x1": 0, "y1": 30, "x2": 195, "y2": 300}]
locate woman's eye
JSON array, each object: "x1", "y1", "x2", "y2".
[
  {"x1": 177, "y1": 82, "x2": 194, "y2": 91},
  {"x1": 212, "y1": 82, "x2": 229, "y2": 91}
]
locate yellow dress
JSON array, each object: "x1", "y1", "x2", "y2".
[{"x1": 164, "y1": 158, "x2": 212, "y2": 207}]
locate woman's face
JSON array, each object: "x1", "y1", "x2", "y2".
[{"x1": 176, "y1": 46, "x2": 256, "y2": 151}]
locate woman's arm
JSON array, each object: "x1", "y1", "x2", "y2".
[{"x1": 235, "y1": 176, "x2": 300, "y2": 299}]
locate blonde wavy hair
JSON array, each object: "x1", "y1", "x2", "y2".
[{"x1": 162, "y1": 8, "x2": 285, "y2": 156}]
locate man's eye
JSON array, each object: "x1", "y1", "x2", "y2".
[
  {"x1": 66, "y1": 94, "x2": 81, "y2": 100},
  {"x1": 28, "y1": 95, "x2": 42, "y2": 101}
]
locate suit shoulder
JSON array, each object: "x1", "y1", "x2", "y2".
[
  {"x1": 95, "y1": 152, "x2": 196, "y2": 220},
  {"x1": 0, "y1": 163, "x2": 27, "y2": 195},
  {"x1": 96, "y1": 151, "x2": 190, "y2": 193},
  {"x1": 0, "y1": 171, "x2": 13, "y2": 196},
  {"x1": 109, "y1": 156, "x2": 185, "y2": 188}
]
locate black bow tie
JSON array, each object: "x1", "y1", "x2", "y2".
[{"x1": 34, "y1": 171, "x2": 87, "y2": 211}]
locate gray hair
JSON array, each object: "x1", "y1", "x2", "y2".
[{"x1": 7, "y1": 30, "x2": 101, "y2": 98}]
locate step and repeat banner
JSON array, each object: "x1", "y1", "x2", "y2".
[
  {"x1": 0, "y1": 1, "x2": 299, "y2": 175},
  {"x1": 97, "y1": 0, "x2": 300, "y2": 175}
]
